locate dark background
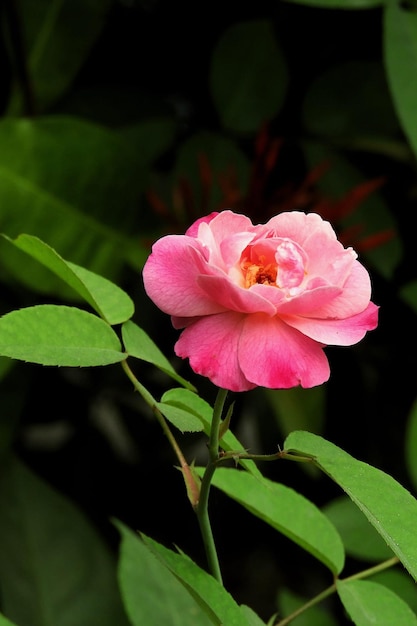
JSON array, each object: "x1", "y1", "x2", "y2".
[{"x1": 1, "y1": 0, "x2": 416, "y2": 623}]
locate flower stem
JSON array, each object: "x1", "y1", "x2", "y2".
[
  {"x1": 196, "y1": 387, "x2": 228, "y2": 584},
  {"x1": 274, "y1": 556, "x2": 399, "y2": 625}
]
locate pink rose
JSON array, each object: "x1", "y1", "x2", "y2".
[{"x1": 143, "y1": 210, "x2": 378, "y2": 392}]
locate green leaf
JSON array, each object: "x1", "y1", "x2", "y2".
[
  {"x1": 277, "y1": 588, "x2": 338, "y2": 626},
  {"x1": 119, "y1": 117, "x2": 178, "y2": 166},
  {"x1": 303, "y1": 61, "x2": 400, "y2": 145},
  {"x1": 140, "y1": 533, "x2": 255, "y2": 626},
  {"x1": 210, "y1": 20, "x2": 288, "y2": 134},
  {"x1": 337, "y1": 579, "x2": 417, "y2": 626},
  {"x1": 122, "y1": 321, "x2": 194, "y2": 390},
  {"x1": 205, "y1": 467, "x2": 345, "y2": 575},
  {"x1": 156, "y1": 402, "x2": 205, "y2": 433},
  {"x1": 323, "y1": 496, "x2": 394, "y2": 562},
  {"x1": 162, "y1": 388, "x2": 261, "y2": 476},
  {"x1": 0, "y1": 613, "x2": 19, "y2": 626},
  {"x1": 399, "y1": 280, "x2": 417, "y2": 317},
  {"x1": 285, "y1": 431, "x2": 417, "y2": 581},
  {"x1": 161, "y1": 388, "x2": 214, "y2": 424},
  {"x1": 0, "y1": 305, "x2": 126, "y2": 366},
  {"x1": 404, "y1": 395, "x2": 417, "y2": 492},
  {"x1": 0, "y1": 116, "x2": 145, "y2": 292},
  {"x1": 384, "y1": 2, "x2": 417, "y2": 160},
  {"x1": 0, "y1": 456, "x2": 129, "y2": 626},
  {"x1": 4, "y1": 234, "x2": 134, "y2": 325},
  {"x1": 370, "y1": 569, "x2": 417, "y2": 614},
  {"x1": 7, "y1": 0, "x2": 112, "y2": 113},
  {"x1": 239, "y1": 606, "x2": 267, "y2": 626},
  {"x1": 116, "y1": 523, "x2": 215, "y2": 626}
]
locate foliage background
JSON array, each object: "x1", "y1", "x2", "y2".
[{"x1": 1, "y1": 0, "x2": 417, "y2": 623}]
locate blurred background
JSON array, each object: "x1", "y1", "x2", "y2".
[{"x1": 1, "y1": 0, "x2": 417, "y2": 624}]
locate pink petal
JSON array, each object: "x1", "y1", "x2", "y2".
[
  {"x1": 185, "y1": 212, "x2": 219, "y2": 237},
  {"x1": 275, "y1": 239, "x2": 307, "y2": 288},
  {"x1": 264, "y1": 212, "x2": 337, "y2": 246},
  {"x1": 197, "y1": 275, "x2": 277, "y2": 315},
  {"x1": 197, "y1": 222, "x2": 254, "y2": 269},
  {"x1": 142, "y1": 235, "x2": 226, "y2": 317},
  {"x1": 204, "y1": 210, "x2": 255, "y2": 242},
  {"x1": 175, "y1": 312, "x2": 255, "y2": 392},
  {"x1": 304, "y1": 234, "x2": 356, "y2": 284},
  {"x1": 276, "y1": 284, "x2": 343, "y2": 316},
  {"x1": 239, "y1": 314, "x2": 330, "y2": 388},
  {"x1": 276, "y1": 262, "x2": 372, "y2": 319},
  {"x1": 282, "y1": 301, "x2": 379, "y2": 346}
]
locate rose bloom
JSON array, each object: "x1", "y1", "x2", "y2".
[{"x1": 143, "y1": 210, "x2": 378, "y2": 392}]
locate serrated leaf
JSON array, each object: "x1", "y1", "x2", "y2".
[
  {"x1": 0, "y1": 305, "x2": 125, "y2": 366},
  {"x1": 155, "y1": 402, "x2": 204, "y2": 433},
  {"x1": 161, "y1": 388, "x2": 261, "y2": 476},
  {"x1": 285, "y1": 431, "x2": 417, "y2": 581},
  {"x1": 204, "y1": 467, "x2": 345, "y2": 575},
  {"x1": 0, "y1": 456, "x2": 129, "y2": 626},
  {"x1": 210, "y1": 20, "x2": 288, "y2": 134},
  {"x1": 140, "y1": 533, "x2": 255, "y2": 626},
  {"x1": 337, "y1": 579, "x2": 417, "y2": 626},
  {"x1": 4, "y1": 234, "x2": 134, "y2": 324},
  {"x1": 323, "y1": 495, "x2": 394, "y2": 562},
  {"x1": 116, "y1": 522, "x2": 214, "y2": 626},
  {"x1": 121, "y1": 321, "x2": 194, "y2": 389}
]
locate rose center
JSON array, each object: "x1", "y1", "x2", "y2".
[
  {"x1": 241, "y1": 257, "x2": 277, "y2": 288},
  {"x1": 240, "y1": 240, "x2": 307, "y2": 290}
]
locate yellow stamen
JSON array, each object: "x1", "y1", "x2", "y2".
[{"x1": 241, "y1": 258, "x2": 277, "y2": 288}]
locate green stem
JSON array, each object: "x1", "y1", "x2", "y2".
[
  {"x1": 196, "y1": 388, "x2": 228, "y2": 584},
  {"x1": 121, "y1": 360, "x2": 196, "y2": 499},
  {"x1": 275, "y1": 556, "x2": 399, "y2": 625},
  {"x1": 218, "y1": 449, "x2": 315, "y2": 464}
]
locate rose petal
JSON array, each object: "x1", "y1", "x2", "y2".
[
  {"x1": 185, "y1": 212, "x2": 219, "y2": 237},
  {"x1": 282, "y1": 301, "x2": 379, "y2": 345},
  {"x1": 198, "y1": 275, "x2": 277, "y2": 315},
  {"x1": 304, "y1": 235, "x2": 356, "y2": 285},
  {"x1": 275, "y1": 261, "x2": 372, "y2": 319},
  {"x1": 142, "y1": 235, "x2": 226, "y2": 317},
  {"x1": 175, "y1": 312, "x2": 255, "y2": 391},
  {"x1": 205, "y1": 210, "x2": 255, "y2": 242},
  {"x1": 265, "y1": 211, "x2": 337, "y2": 246},
  {"x1": 275, "y1": 284, "x2": 343, "y2": 315},
  {"x1": 239, "y1": 314, "x2": 330, "y2": 388}
]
